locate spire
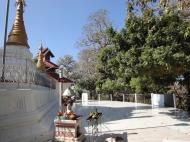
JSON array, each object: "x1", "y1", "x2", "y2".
[
  {"x1": 36, "y1": 46, "x2": 45, "y2": 71},
  {"x1": 6, "y1": 0, "x2": 29, "y2": 48}
]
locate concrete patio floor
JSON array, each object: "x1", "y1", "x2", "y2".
[{"x1": 74, "y1": 101, "x2": 190, "y2": 142}]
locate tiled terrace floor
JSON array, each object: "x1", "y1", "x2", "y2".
[{"x1": 74, "y1": 101, "x2": 190, "y2": 142}]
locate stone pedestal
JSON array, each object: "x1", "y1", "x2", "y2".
[{"x1": 54, "y1": 117, "x2": 84, "y2": 142}]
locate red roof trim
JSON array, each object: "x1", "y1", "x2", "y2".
[
  {"x1": 59, "y1": 77, "x2": 73, "y2": 83},
  {"x1": 44, "y1": 60, "x2": 58, "y2": 68},
  {"x1": 48, "y1": 72, "x2": 73, "y2": 83}
]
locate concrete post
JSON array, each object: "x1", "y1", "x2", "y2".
[
  {"x1": 58, "y1": 69, "x2": 62, "y2": 112},
  {"x1": 135, "y1": 93, "x2": 138, "y2": 109},
  {"x1": 123, "y1": 94, "x2": 125, "y2": 102},
  {"x1": 98, "y1": 94, "x2": 101, "y2": 101},
  {"x1": 173, "y1": 93, "x2": 176, "y2": 109},
  {"x1": 110, "y1": 94, "x2": 113, "y2": 101},
  {"x1": 1, "y1": 0, "x2": 10, "y2": 82}
]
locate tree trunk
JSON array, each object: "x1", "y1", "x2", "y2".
[{"x1": 187, "y1": 93, "x2": 190, "y2": 112}]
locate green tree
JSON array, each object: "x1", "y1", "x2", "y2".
[
  {"x1": 96, "y1": 28, "x2": 130, "y2": 94},
  {"x1": 96, "y1": 2, "x2": 190, "y2": 111},
  {"x1": 141, "y1": 13, "x2": 190, "y2": 110}
]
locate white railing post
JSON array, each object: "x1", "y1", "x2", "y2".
[
  {"x1": 135, "y1": 93, "x2": 138, "y2": 109},
  {"x1": 173, "y1": 93, "x2": 176, "y2": 109},
  {"x1": 98, "y1": 94, "x2": 101, "y2": 101},
  {"x1": 123, "y1": 94, "x2": 125, "y2": 102},
  {"x1": 110, "y1": 94, "x2": 112, "y2": 101},
  {"x1": 57, "y1": 68, "x2": 63, "y2": 112}
]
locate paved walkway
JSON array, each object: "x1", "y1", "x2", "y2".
[{"x1": 74, "y1": 101, "x2": 190, "y2": 142}]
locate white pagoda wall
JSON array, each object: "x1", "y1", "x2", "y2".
[
  {"x1": 0, "y1": 45, "x2": 59, "y2": 142},
  {"x1": 0, "y1": 45, "x2": 37, "y2": 82},
  {"x1": 0, "y1": 85, "x2": 59, "y2": 142}
]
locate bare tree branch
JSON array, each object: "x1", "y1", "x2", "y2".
[{"x1": 76, "y1": 9, "x2": 112, "y2": 49}]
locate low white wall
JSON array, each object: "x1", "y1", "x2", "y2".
[
  {"x1": 0, "y1": 85, "x2": 59, "y2": 142},
  {"x1": 0, "y1": 88, "x2": 55, "y2": 116},
  {"x1": 82, "y1": 93, "x2": 89, "y2": 102},
  {"x1": 151, "y1": 93, "x2": 165, "y2": 107}
]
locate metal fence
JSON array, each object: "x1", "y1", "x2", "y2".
[
  {"x1": 97, "y1": 93, "x2": 151, "y2": 104},
  {"x1": 125, "y1": 94, "x2": 151, "y2": 104}
]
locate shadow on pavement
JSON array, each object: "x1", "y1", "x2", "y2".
[
  {"x1": 85, "y1": 132, "x2": 128, "y2": 142},
  {"x1": 73, "y1": 101, "x2": 152, "y2": 127},
  {"x1": 159, "y1": 109, "x2": 190, "y2": 122}
]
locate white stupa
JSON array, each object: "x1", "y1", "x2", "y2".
[
  {"x1": 0, "y1": 0, "x2": 36, "y2": 82},
  {"x1": 0, "y1": 1, "x2": 60, "y2": 142}
]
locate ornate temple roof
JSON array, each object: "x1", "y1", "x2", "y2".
[
  {"x1": 7, "y1": 0, "x2": 29, "y2": 48},
  {"x1": 42, "y1": 48, "x2": 55, "y2": 58},
  {"x1": 37, "y1": 45, "x2": 72, "y2": 83}
]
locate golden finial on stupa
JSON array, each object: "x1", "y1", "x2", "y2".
[
  {"x1": 36, "y1": 44, "x2": 45, "y2": 71},
  {"x1": 6, "y1": 0, "x2": 29, "y2": 48}
]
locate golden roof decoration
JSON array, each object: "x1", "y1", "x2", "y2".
[
  {"x1": 7, "y1": 0, "x2": 29, "y2": 48},
  {"x1": 36, "y1": 46, "x2": 45, "y2": 71}
]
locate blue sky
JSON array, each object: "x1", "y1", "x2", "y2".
[{"x1": 0, "y1": 0, "x2": 126, "y2": 62}]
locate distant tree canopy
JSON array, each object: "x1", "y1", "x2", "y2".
[
  {"x1": 76, "y1": 9, "x2": 112, "y2": 49},
  {"x1": 73, "y1": 9, "x2": 113, "y2": 97},
  {"x1": 75, "y1": 48, "x2": 98, "y2": 93},
  {"x1": 57, "y1": 55, "x2": 77, "y2": 79}
]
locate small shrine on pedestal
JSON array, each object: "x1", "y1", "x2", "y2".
[{"x1": 54, "y1": 88, "x2": 85, "y2": 142}]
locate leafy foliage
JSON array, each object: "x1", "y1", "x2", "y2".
[{"x1": 96, "y1": 2, "x2": 190, "y2": 112}]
